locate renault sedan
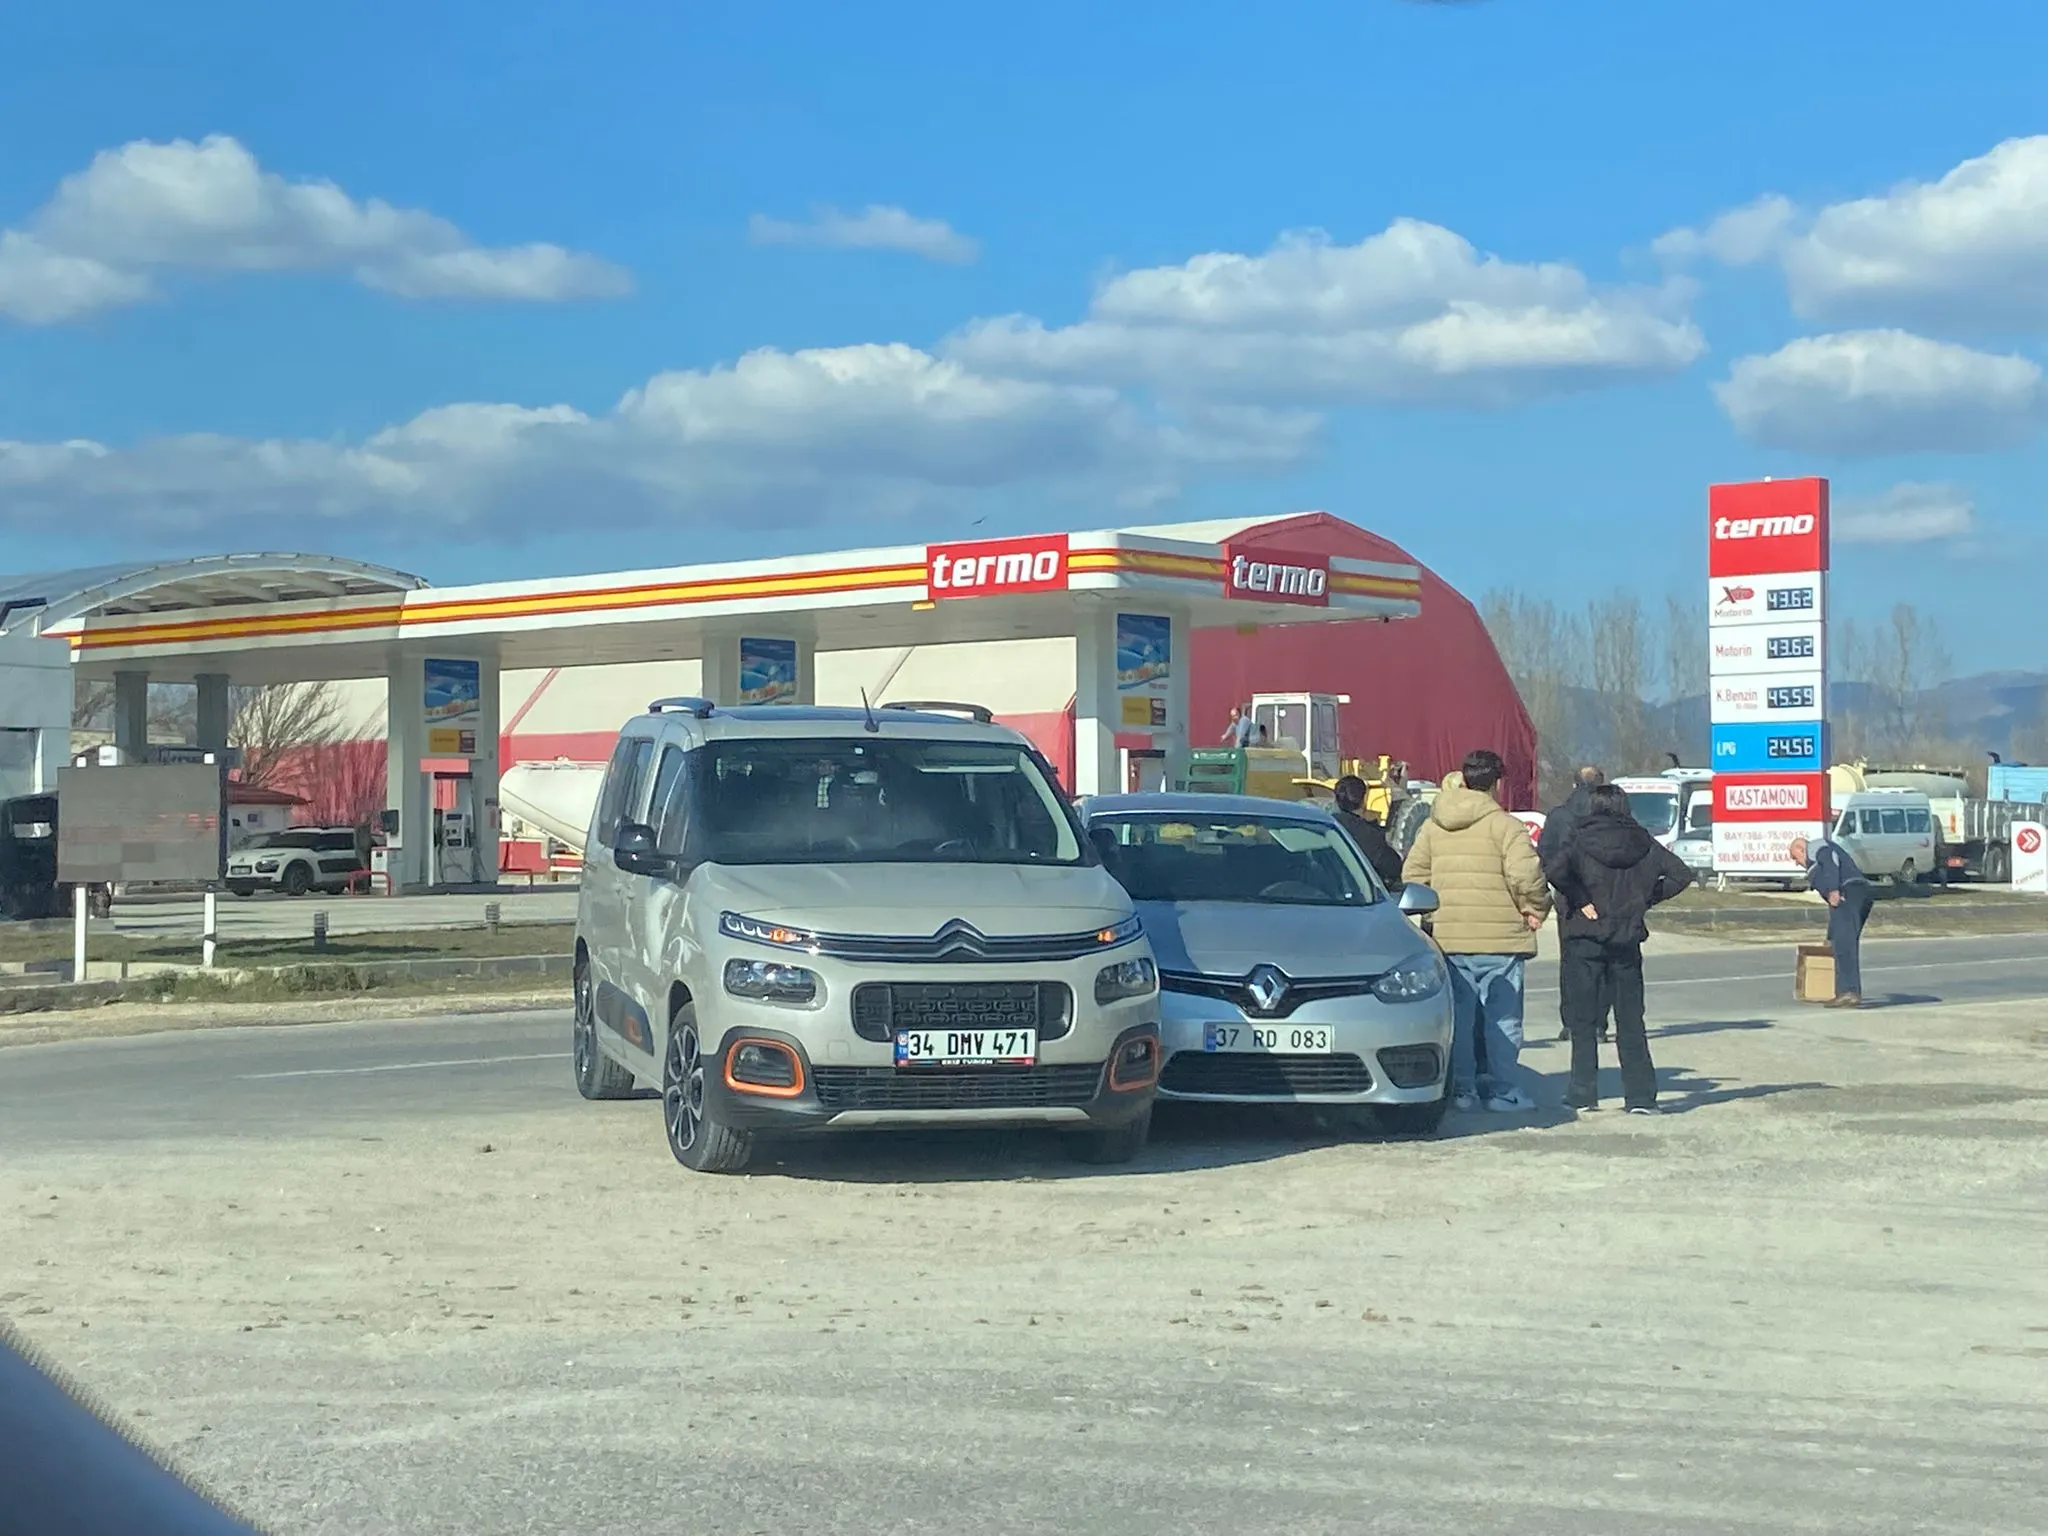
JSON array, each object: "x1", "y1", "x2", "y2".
[{"x1": 1080, "y1": 793, "x2": 1452, "y2": 1136}]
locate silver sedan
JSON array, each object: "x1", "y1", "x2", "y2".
[{"x1": 1079, "y1": 792, "x2": 1452, "y2": 1136}]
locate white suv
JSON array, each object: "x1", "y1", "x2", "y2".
[
  {"x1": 224, "y1": 827, "x2": 368, "y2": 897},
  {"x1": 571, "y1": 698, "x2": 1162, "y2": 1174}
]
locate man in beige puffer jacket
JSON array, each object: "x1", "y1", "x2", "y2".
[{"x1": 1401, "y1": 749, "x2": 1552, "y2": 1113}]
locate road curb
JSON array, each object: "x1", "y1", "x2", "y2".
[{"x1": 0, "y1": 952, "x2": 572, "y2": 1014}]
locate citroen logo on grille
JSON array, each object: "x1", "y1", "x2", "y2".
[
  {"x1": 1244, "y1": 964, "x2": 1289, "y2": 1015},
  {"x1": 931, "y1": 919, "x2": 987, "y2": 957}
]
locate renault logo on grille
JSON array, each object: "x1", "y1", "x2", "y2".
[{"x1": 1244, "y1": 964, "x2": 1289, "y2": 1015}]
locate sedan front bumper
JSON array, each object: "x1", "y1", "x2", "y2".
[{"x1": 1155, "y1": 988, "x2": 1453, "y2": 1105}]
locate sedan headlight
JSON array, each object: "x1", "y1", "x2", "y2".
[
  {"x1": 722, "y1": 958, "x2": 820, "y2": 1005},
  {"x1": 719, "y1": 911, "x2": 818, "y2": 950},
  {"x1": 1094, "y1": 956, "x2": 1158, "y2": 1004},
  {"x1": 1371, "y1": 959, "x2": 1445, "y2": 1003}
]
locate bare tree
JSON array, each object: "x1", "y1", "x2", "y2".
[
  {"x1": 291, "y1": 739, "x2": 387, "y2": 828},
  {"x1": 71, "y1": 678, "x2": 197, "y2": 744},
  {"x1": 1588, "y1": 593, "x2": 1654, "y2": 777},
  {"x1": 1481, "y1": 589, "x2": 1589, "y2": 805},
  {"x1": 1832, "y1": 603, "x2": 1961, "y2": 765},
  {"x1": 230, "y1": 681, "x2": 346, "y2": 788}
]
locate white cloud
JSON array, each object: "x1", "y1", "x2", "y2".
[
  {"x1": 1713, "y1": 329, "x2": 2046, "y2": 454},
  {"x1": 1661, "y1": 136, "x2": 2048, "y2": 330},
  {"x1": 749, "y1": 205, "x2": 979, "y2": 264},
  {"x1": 1653, "y1": 194, "x2": 1797, "y2": 267},
  {"x1": 0, "y1": 343, "x2": 1312, "y2": 542},
  {"x1": 1835, "y1": 481, "x2": 1977, "y2": 545},
  {"x1": 947, "y1": 220, "x2": 1703, "y2": 406},
  {"x1": 0, "y1": 134, "x2": 631, "y2": 323}
]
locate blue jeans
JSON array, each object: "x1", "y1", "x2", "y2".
[{"x1": 1446, "y1": 953, "x2": 1527, "y2": 1098}]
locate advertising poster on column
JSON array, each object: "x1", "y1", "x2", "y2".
[
  {"x1": 1115, "y1": 613, "x2": 1171, "y2": 729},
  {"x1": 423, "y1": 658, "x2": 481, "y2": 757},
  {"x1": 738, "y1": 637, "x2": 799, "y2": 705}
]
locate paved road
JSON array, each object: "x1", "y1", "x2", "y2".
[
  {"x1": 2, "y1": 932, "x2": 2041, "y2": 1153},
  {"x1": 4, "y1": 931, "x2": 2046, "y2": 1535}
]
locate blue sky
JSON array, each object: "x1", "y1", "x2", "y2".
[{"x1": 3, "y1": 0, "x2": 2046, "y2": 676}]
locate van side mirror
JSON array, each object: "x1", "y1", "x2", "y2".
[
  {"x1": 612, "y1": 822, "x2": 668, "y2": 877},
  {"x1": 1398, "y1": 883, "x2": 1440, "y2": 916}
]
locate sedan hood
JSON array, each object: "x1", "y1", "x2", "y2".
[
  {"x1": 706, "y1": 861, "x2": 1131, "y2": 936},
  {"x1": 1139, "y1": 899, "x2": 1430, "y2": 978}
]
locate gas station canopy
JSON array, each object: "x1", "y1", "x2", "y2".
[
  {"x1": 25, "y1": 521, "x2": 1422, "y2": 888},
  {"x1": 52, "y1": 527, "x2": 1421, "y2": 684}
]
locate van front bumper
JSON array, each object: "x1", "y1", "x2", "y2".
[{"x1": 700, "y1": 1022, "x2": 1160, "y2": 1132}]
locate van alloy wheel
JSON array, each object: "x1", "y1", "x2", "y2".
[
  {"x1": 661, "y1": 1002, "x2": 752, "y2": 1173},
  {"x1": 663, "y1": 1017, "x2": 705, "y2": 1157},
  {"x1": 571, "y1": 958, "x2": 635, "y2": 1100}
]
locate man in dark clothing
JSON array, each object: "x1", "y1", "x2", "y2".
[
  {"x1": 1543, "y1": 784, "x2": 1695, "y2": 1113},
  {"x1": 1538, "y1": 765, "x2": 1609, "y2": 1041},
  {"x1": 1791, "y1": 834, "x2": 1874, "y2": 1008},
  {"x1": 1332, "y1": 774, "x2": 1405, "y2": 890}
]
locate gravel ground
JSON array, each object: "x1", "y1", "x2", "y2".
[{"x1": 3, "y1": 973, "x2": 2046, "y2": 1533}]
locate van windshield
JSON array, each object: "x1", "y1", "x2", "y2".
[
  {"x1": 694, "y1": 738, "x2": 1085, "y2": 867},
  {"x1": 1624, "y1": 791, "x2": 1680, "y2": 837}
]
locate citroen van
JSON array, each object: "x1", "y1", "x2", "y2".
[{"x1": 571, "y1": 698, "x2": 1161, "y2": 1173}]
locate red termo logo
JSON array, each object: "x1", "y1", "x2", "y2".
[
  {"x1": 1707, "y1": 478, "x2": 1831, "y2": 578},
  {"x1": 1224, "y1": 544, "x2": 1330, "y2": 607},
  {"x1": 926, "y1": 534, "x2": 1069, "y2": 598}
]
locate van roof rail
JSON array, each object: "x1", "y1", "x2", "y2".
[
  {"x1": 880, "y1": 700, "x2": 995, "y2": 724},
  {"x1": 648, "y1": 696, "x2": 716, "y2": 718}
]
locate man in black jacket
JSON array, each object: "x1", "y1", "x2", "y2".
[
  {"x1": 1538, "y1": 765, "x2": 1608, "y2": 1041},
  {"x1": 1542, "y1": 784, "x2": 1695, "y2": 1113},
  {"x1": 1331, "y1": 775, "x2": 1405, "y2": 890},
  {"x1": 1790, "y1": 833, "x2": 1873, "y2": 1008}
]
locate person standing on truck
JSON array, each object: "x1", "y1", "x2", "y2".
[
  {"x1": 1543, "y1": 784, "x2": 1695, "y2": 1113},
  {"x1": 1539, "y1": 765, "x2": 1610, "y2": 1042},
  {"x1": 1222, "y1": 706, "x2": 1257, "y2": 746},
  {"x1": 1790, "y1": 834, "x2": 1874, "y2": 1009},
  {"x1": 1401, "y1": 750, "x2": 1553, "y2": 1113},
  {"x1": 1332, "y1": 775, "x2": 1404, "y2": 890}
]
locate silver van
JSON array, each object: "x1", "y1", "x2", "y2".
[
  {"x1": 571, "y1": 698, "x2": 1161, "y2": 1173},
  {"x1": 1833, "y1": 790, "x2": 1937, "y2": 884}
]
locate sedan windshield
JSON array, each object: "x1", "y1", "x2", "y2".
[
  {"x1": 1089, "y1": 812, "x2": 1381, "y2": 906},
  {"x1": 692, "y1": 737, "x2": 1084, "y2": 867}
]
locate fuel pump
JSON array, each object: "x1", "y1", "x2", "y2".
[{"x1": 430, "y1": 773, "x2": 478, "y2": 885}]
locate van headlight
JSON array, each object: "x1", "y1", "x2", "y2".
[
  {"x1": 723, "y1": 958, "x2": 819, "y2": 1005},
  {"x1": 719, "y1": 912, "x2": 818, "y2": 951},
  {"x1": 1094, "y1": 956, "x2": 1158, "y2": 1004},
  {"x1": 1371, "y1": 960, "x2": 1445, "y2": 1003}
]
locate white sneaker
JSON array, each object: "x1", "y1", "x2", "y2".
[
  {"x1": 1453, "y1": 1093, "x2": 1480, "y2": 1112},
  {"x1": 1484, "y1": 1088, "x2": 1535, "y2": 1112}
]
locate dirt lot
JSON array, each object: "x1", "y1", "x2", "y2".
[{"x1": 2, "y1": 944, "x2": 2046, "y2": 1534}]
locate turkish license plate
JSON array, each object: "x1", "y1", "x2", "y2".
[
  {"x1": 894, "y1": 1028, "x2": 1038, "y2": 1067},
  {"x1": 1202, "y1": 1023, "x2": 1335, "y2": 1054}
]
